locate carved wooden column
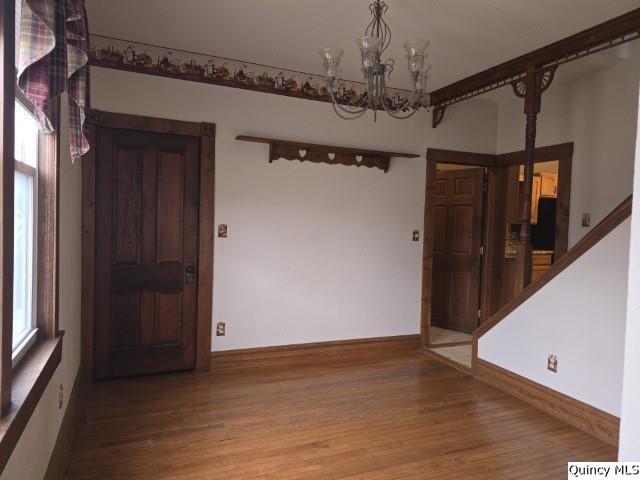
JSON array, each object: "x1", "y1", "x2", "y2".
[
  {"x1": 518, "y1": 68, "x2": 541, "y2": 288},
  {"x1": 511, "y1": 67, "x2": 556, "y2": 290}
]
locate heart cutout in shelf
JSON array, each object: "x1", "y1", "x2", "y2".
[
  {"x1": 355, "y1": 155, "x2": 364, "y2": 163},
  {"x1": 298, "y1": 149, "x2": 307, "y2": 158},
  {"x1": 328, "y1": 152, "x2": 336, "y2": 160}
]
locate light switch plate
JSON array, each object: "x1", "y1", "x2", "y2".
[
  {"x1": 218, "y1": 224, "x2": 228, "y2": 238},
  {"x1": 216, "y1": 322, "x2": 226, "y2": 336},
  {"x1": 582, "y1": 214, "x2": 591, "y2": 227},
  {"x1": 547, "y1": 354, "x2": 558, "y2": 373},
  {"x1": 412, "y1": 230, "x2": 420, "y2": 242}
]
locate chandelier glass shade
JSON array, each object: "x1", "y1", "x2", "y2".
[{"x1": 319, "y1": 0, "x2": 430, "y2": 120}]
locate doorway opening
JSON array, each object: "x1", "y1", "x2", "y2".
[
  {"x1": 500, "y1": 161, "x2": 561, "y2": 303},
  {"x1": 427, "y1": 163, "x2": 485, "y2": 370},
  {"x1": 421, "y1": 145, "x2": 573, "y2": 372}
]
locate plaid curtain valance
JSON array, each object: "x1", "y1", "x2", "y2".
[{"x1": 16, "y1": 0, "x2": 89, "y2": 161}]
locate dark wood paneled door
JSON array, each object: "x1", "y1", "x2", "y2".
[
  {"x1": 432, "y1": 168, "x2": 484, "y2": 334},
  {"x1": 94, "y1": 127, "x2": 200, "y2": 379}
]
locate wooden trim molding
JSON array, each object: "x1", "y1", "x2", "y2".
[
  {"x1": 481, "y1": 165, "x2": 508, "y2": 323},
  {"x1": 236, "y1": 135, "x2": 420, "y2": 173},
  {"x1": 196, "y1": 123, "x2": 215, "y2": 372},
  {"x1": 86, "y1": 110, "x2": 204, "y2": 137},
  {"x1": 475, "y1": 358, "x2": 620, "y2": 446},
  {"x1": 82, "y1": 111, "x2": 216, "y2": 379},
  {"x1": 0, "y1": 0, "x2": 16, "y2": 416},
  {"x1": 555, "y1": 153, "x2": 573, "y2": 258},
  {"x1": 43, "y1": 366, "x2": 81, "y2": 480},
  {"x1": 80, "y1": 122, "x2": 96, "y2": 383},
  {"x1": 420, "y1": 158, "x2": 437, "y2": 347},
  {"x1": 37, "y1": 100, "x2": 61, "y2": 340},
  {"x1": 497, "y1": 142, "x2": 574, "y2": 167},
  {"x1": 430, "y1": 9, "x2": 640, "y2": 107},
  {"x1": 211, "y1": 335, "x2": 421, "y2": 370},
  {"x1": 0, "y1": 336, "x2": 63, "y2": 473},
  {"x1": 426, "y1": 148, "x2": 497, "y2": 167}
]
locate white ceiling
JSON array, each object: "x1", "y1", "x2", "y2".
[{"x1": 86, "y1": 0, "x2": 639, "y2": 91}]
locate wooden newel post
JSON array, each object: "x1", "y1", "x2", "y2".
[{"x1": 518, "y1": 67, "x2": 542, "y2": 289}]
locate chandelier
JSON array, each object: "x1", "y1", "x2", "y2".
[{"x1": 319, "y1": 0, "x2": 430, "y2": 121}]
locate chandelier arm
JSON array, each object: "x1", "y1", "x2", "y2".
[
  {"x1": 325, "y1": 78, "x2": 367, "y2": 109},
  {"x1": 332, "y1": 95, "x2": 368, "y2": 115},
  {"x1": 380, "y1": 81, "x2": 422, "y2": 119},
  {"x1": 397, "y1": 80, "x2": 421, "y2": 109},
  {"x1": 378, "y1": 66, "x2": 421, "y2": 115},
  {"x1": 382, "y1": 101, "x2": 421, "y2": 120},
  {"x1": 387, "y1": 90, "x2": 418, "y2": 111},
  {"x1": 332, "y1": 99, "x2": 369, "y2": 117},
  {"x1": 332, "y1": 101, "x2": 370, "y2": 121},
  {"x1": 326, "y1": 81, "x2": 369, "y2": 117}
]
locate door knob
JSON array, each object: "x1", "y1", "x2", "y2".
[{"x1": 185, "y1": 263, "x2": 196, "y2": 284}]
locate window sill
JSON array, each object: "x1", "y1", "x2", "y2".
[
  {"x1": 11, "y1": 328, "x2": 39, "y2": 368},
  {"x1": 0, "y1": 334, "x2": 63, "y2": 473}
]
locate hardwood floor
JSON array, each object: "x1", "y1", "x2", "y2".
[
  {"x1": 430, "y1": 326, "x2": 472, "y2": 345},
  {"x1": 428, "y1": 344, "x2": 473, "y2": 371},
  {"x1": 66, "y1": 343, "x2": 615, "y2": 479}
]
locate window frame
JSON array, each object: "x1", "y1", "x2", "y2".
[
  {"x1": 12, "y1": 89, "x2": 60, "y2": 349},
  {"x1": 0, "y1": 0, "x2": 63, "y2": 471},
  {"x1": 12, "y1": 97, "x2": 40, "y2": 366}
]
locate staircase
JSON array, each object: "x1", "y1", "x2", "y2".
[{"x1": 472, "y1": 196, "x2": 632, "y2": 446}]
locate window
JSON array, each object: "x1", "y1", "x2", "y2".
[
  {"x1": 12, "y1": 100, "x2": 40, "y2": 365},
  {"x1": 0, "y1": 0, "x2": 63, "y2": 460}
]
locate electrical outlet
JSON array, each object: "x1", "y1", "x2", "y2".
[
  {"x1": 547, "y1": 354, "x2": 558, "y2": 373},
  {"x1": 58, "y1": 384, "x2": 64, "y2": 409},
  {"x1": 582, "y1": 213, "x2": 591, "y2": 227},
  {"x1": 218, "y1": 224, "x2": 228, "y2": 238},
  {"x1": 412, "y1": 230, "x2": 420, "y2": 242},
  {"x1": 216, "y1": 322, "x2": 226, "y2": 336}
]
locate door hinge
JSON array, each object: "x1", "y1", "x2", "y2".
[
  {"x1": 478, "y1": 309, "x2": 482, "y2": 320},
  {"x1": 480, "y1": 246, "x2": 484, "y2": 256}
]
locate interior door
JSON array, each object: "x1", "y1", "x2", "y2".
[
  {"x1": 431, "y1": 168, "x2": 484, "y2": 334},
  {"x1": 94, "y1": 127, "x2": 200, "y2": 379}
]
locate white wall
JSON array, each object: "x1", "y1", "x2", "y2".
[
  {"x1": 0, "y1": 96, "x2": 83, "y2": 479},
  {"x1": 90, "y1": 67, "x2": 498, "y2": 351},
  {"x1": 496, "y1": 45, "x2": 640, "y2": 247},
  {"x1": 619, "y1": 82, "x2": 640, "y2": 460},
  {"x1": 479, "y1": 218, "x2": 631, "y2": 416}
]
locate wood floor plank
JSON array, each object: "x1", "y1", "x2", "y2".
[{"x1": 66, "y1": 345, "x2": 615, "y2": 479}]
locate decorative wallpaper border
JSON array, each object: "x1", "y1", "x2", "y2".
[{"x1": 89, "y1": 35, "x2": 429, "y2": 110}]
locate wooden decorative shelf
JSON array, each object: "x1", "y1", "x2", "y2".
[{"x1": 236, "y1": 135, "x2": 420, "y2": 173}]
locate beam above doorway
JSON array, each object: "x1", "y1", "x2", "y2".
[{"x1": 430, "y1": 8, "x2": 640, "y2": 109}]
